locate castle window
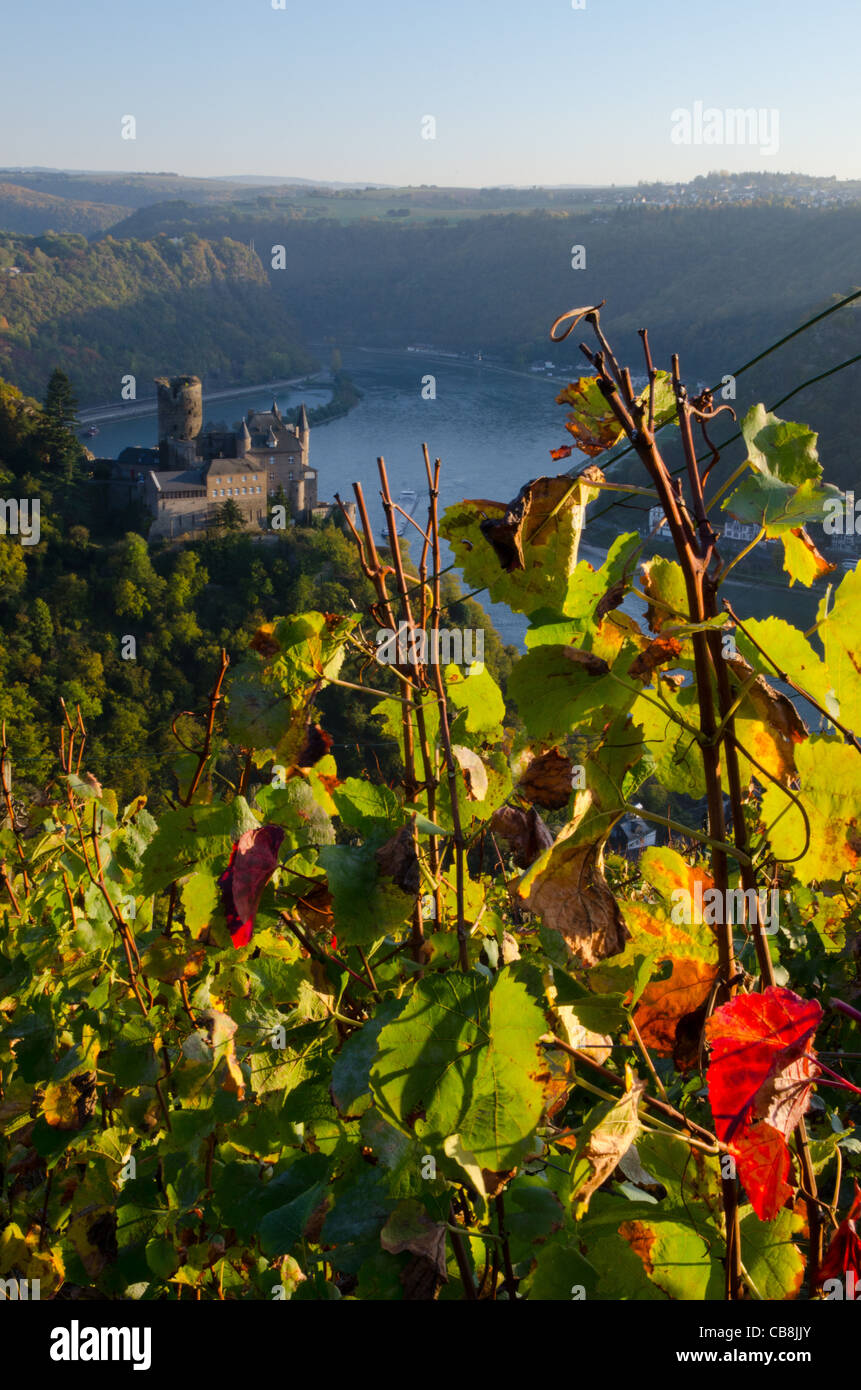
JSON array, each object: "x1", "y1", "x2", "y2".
[
  {"x1": 242, "y1": 487, "x2": 247, "y2": 494},
  {"x1": 289, "y1": 472, "x2": 294, "y2": 481},
  {"x1": 227, "y1": 488, "x2": 232, "y2": 496}
]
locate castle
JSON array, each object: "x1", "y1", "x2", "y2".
[{"x1": 106, "y1": 375, "x2": 343, "y2": 540}]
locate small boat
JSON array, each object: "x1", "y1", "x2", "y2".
[
  {"x1": 81, "y1": 425, "x2": 99, "y2": 438},
  {"x1": 380, "y1": 489, "x2": 419, "y2": 541}
]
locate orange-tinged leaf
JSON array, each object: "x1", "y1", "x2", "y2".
[
  {"x1": 781, "y1": 527, "x2": 836, "y2": 588},
  {"x1": 635, "y1": 956, "x2": 719, "y2": 1056},
  {"x1": 556, "y1": 376, "x2": 626, "y2": 457}
]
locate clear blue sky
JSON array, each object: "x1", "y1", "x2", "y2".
[{"x1": 2, "y1": 0, "x2": 858, "y2": 185}]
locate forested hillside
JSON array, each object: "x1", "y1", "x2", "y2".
[
  {"x1": 106, "y1": 201, "x2": 859, "y2": 370},
  {"x1": 0, "y1": 233, "x2": 315, "y2": 404},
  {"x1": 0, "y1": 183, "x2": 127, "y2": 236}
]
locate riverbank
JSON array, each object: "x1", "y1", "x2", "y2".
[{"x1": 78, "y1": 371, "x2": 327, "y2": 426}]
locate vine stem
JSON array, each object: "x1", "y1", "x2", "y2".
[{"x1": 830, "y1": 998, "x2": 861, "y2": 1027}]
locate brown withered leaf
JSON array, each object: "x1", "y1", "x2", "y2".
[
  {"x1": 562, "y1": 646, "x2": 610, "y2": 676},
  {"x1": 65, "y1": 1205, "x2": 118, "y2": 1279},
  {"x1": 297, "y1": 723, "x2": 333, "y2": 768},
  {"x1": 672, "y1": 1000, "x2": 710, "y2": 1074},
  {"x1": 452, "y1": 745, "x2": 489, "y2": 802},
  {"x1": 520, "y1": 836, "x2": 629, "y2": 968},
  {"x1": 381, "y1": 1200, "x2": 448, "y2": 1282},
  {"x1": 294, "y1": 880, "x2": 334, "y2": 934},
  {"x1": 517, "y1": 748, "x2": 576, "y2": 810},
  {"x1": 401, "y1": 1255, "x2": 444, "y2": 1300},
  {"x1": 303, "y1": 1196, "x2": 331, "y2": 1246},
  {"x1": 595, "y1": 578, "x2": 627, "y2": 623},
  {"x1": 628, "y1": 637, "x2": 683, "y2": 683},
  {"x1": 481, "y1": 1168, "x2": 518, "y2": 1200},
  {"x1": 375, "y1": 826, "x2": 421, "y2": 896},
  {"x1": 573, "y1": 1079, "x2": 647, "y2": 1212},
  {"x1": 249, "y1": 622, "x2": 279, "y2": 658},
  {"x1": 478, "y1": 473, "x2": 601, "y2": 573},
  {"x1": 490, "y1": 805, "x2": 554, "y2": 869}
]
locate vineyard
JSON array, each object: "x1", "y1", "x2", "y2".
[{"x1": 1, "y1": 303, "x2": 860, "y2": 1304}]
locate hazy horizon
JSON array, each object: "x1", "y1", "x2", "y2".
[{"x1": 2, "y1": 0, "x2": 858, "y2": 185}]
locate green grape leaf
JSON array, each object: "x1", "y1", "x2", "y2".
[
  {"x1": 723, "y1": 405, "x2": 841, "y2": 540},
  {"x1": 332, "y1": 778, "x2": 401, "y2": 836},
  {"x1": 508, "y1": 643, "x2": 634, "y2": 744},
  {"x1": 640, "y1": 556, "x2": 690, "y2": 633},
  {"x1": 444, "y1": 663, "x2": 505, "y2": 734},
  {"x1": 740, "y1": 1205, "x2": 805, "y2": 1300},
  {"x1": 317, "y1": 841, "x2": 414, "y2": 947},
  {"x1": 734, "y1": 615, "x2": 836, "y2": 716},
  {"x1": 370, "y1": 970, "x2": 548, "y2": 1173}
]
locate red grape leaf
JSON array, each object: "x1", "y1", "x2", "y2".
[
  {"x1": 706, "y1": 987, "x2": 822, "y2": 1221},
  {"x1": 730, "y1": 1122, "x2": 793, "y2": 1222},
  {"x1": 705, "y1": 986, "x2": 821, "y2": 1144},
  {"x1": 218, "y1": 824, "x2": 285, "y2": 947}
]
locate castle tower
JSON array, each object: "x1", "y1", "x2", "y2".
[
  {"x1": 155, "y1": 375, "x2": 203, "y2": 446},
  {"x1": 237, "y1": 419, "x2": 251, "y2": 457}
]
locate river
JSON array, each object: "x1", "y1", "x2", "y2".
[{"x1": 91, "y1": 347, "x2": 827, "y2": 650}]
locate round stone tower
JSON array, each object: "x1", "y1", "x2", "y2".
[{"x1": 155, "y1": 375, "x2": 203, "y2": 444}]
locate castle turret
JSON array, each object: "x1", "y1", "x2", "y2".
[
  {"x1": 298, "y1": 402, "x2": 310, "y2": 466},
  {"x1": 237, "y1": 419, "x2": 251, "y2": 457},
  {"x1": 272, "y1": 399, "x2": 282, "y2": 422}
]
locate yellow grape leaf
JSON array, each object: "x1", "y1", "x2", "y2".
[
  {"x1": 760, "y1": 735, "x2": 861, "y2": 883},
  {"x1": 0, "y1": 1222, "x2": 65, "y2": 1296}
]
